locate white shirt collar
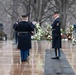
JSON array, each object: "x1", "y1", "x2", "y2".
[
  {"x1": 22, "y1": 20, "x2": 28, "y2": 22},
  {"x1": 55, "y1": 16, "x2": 59, "y2": 19}
]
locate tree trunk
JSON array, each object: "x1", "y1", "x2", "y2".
[
  {"x1": 55, "y1": 0, "x2": 67, "y2": 31},
  {"x1": 10, "y1": 0, "x2": 18, "y2": 39},
  {"x1": 60, "y1": 0, "x2": 67, "y2": 30}
]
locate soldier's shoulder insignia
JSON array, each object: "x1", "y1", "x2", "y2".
[{"x1": 57, "y1": 23, "x2": 59, "y2": 26}]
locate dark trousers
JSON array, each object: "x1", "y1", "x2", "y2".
[
  {"x1": 14, "y1": 32, "x2": 18, "y2": 44},
  {"x1": 55, "y1": 48, "x2": 61, "y2": 57},
  {"x1": 20, "y1": 49, "x2": 29, "y2": 61}
]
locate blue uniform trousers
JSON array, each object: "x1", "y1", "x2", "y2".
[
  {"x1": 20, "y1": 49, "x2": 29, "y2": 61},
  {"x1": 55, "y1": 48, "x2": 61, "y2": 57}
]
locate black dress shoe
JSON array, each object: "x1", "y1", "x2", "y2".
[
  {"x1": 21, "y1": 59, "x2": 27, "y2": 62},
  {"x1": 51, "y1": 56, "x2": 59, "y2": 59},
  {"x1": 56, "y1": 56, "x2": 59, "y2": 59},
  {"x1": 51, "y1": 56, "x2": 57, "y2": 59}
]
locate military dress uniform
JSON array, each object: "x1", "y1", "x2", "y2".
[
  {"x1": 51, "y1": 17, "x2": 62, "y2": 59},
  {"x1": 13, "y1": 22, "x2": 18, "y2": 44},
  {"x1": 15, "y1": 21, "x2": 34, "y2": 61}
]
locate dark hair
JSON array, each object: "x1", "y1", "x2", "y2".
[
  {"x1": 21, "y1": 15, "x2": 28, "y2": 18},
  {"x1": 54, "y1": 11, "x2": 59, "y2": 14},
  {"x1": 21, "y1": 13, "x2": 30, "y2": 18}
]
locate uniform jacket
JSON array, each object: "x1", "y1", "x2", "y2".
[
  {"x1": 15, "y1": 21, "x2": 34, "y2": 50},
  {"x1": 13, "y1": 22, "x2": 18, "y2": 30},
  {"x1": 51, "y1": 18, "x2": 62, "y2": 48}
]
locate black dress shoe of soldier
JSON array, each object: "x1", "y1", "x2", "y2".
[
  {"x1": 21, "y1": 59, "x2": 28, "y2": 62},
  {"x1": 51, "y1": 56, "x2": 59, "y2": 59},
  {"x1": 56, "y1": 56, "x2": 59, "y2": 59},
  {"x1": 51, "y1": 56, "x2": 57, "y2": 59}
]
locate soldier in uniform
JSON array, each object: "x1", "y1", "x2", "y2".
[
  {"x1": 15, "y1": 14, "x2": 34, "y2": 62},
  {"x1": 13, "y1": 21, "x2": 19, "y2": 44},
  {"x1": 51, "y1": 11, "x2": 62, "y2": 59}
]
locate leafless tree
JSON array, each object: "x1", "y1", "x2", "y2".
[
  {"x1": 53, "y1": 0, "x2": 76, "y2": 30},
  {"x1": 1, "y1": 0, "x2": 76, "y2": 38}
]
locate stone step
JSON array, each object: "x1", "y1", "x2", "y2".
[{"x1": 44, "y1": 49, "x2": 75, "y2": 75}]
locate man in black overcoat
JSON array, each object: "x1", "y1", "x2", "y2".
[
  {"x1": 51, "y1": 11, "x2": 62, "y2": 59},
  {"x1": 15, "y1": 14, "x2": 34, "y2": 62}
]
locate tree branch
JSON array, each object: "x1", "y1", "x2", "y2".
[{"x1": 68, "y1": 0, "x2": 76, "y2": 8}]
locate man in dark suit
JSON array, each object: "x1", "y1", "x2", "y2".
[
  {"x1": 15, "y1": 14, "x2": 34, "y2": 62},
  {"x1": 51, "y1": 11, "x2": 62, "y2": 59}
]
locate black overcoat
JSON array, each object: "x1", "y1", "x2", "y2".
[
  {"x1": 51, "y1": 18, "x2": 62, "y2": 48},
  {"x1": 15, "y1": 21, "x2": 34, "y2": 50}
]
